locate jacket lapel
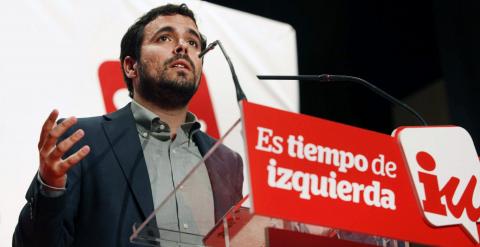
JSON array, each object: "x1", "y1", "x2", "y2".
[
  {"x1": 193, "y1": 132, "x2": 230, "y2": 222},
  {"x1": 100, "y1": 105, "x2": 232, "y2": 222},
  {"x1": 101, "y1": 104, "x2": 154, "y2": 220}
]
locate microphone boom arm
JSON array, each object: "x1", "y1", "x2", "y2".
[
  {"x1": 257, "y1": 74, "x2": 427, "y2": 126},
  {"x1": 199, "y1": 40, "x2": 247, "y2": 102}
]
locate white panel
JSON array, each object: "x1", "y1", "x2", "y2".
[{"x1": 0, "y1": 0, "x2": 298, "y2": 244}]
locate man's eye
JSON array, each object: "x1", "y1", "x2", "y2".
[
  {"x1": 188, "y1": 40, "x2": 198, "y2": 47},
  {"x1": 158, "y1": 35, "x2": 170, "y2": 42}
]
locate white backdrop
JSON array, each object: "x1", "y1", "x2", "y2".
[{"x1": 0, "y1": 0, "x2": 298, "y2": 244}]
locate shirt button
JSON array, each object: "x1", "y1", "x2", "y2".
[
  {"x1": 141, "y1": 132, "x2": 148, "y2": 138},
  {"x1": 159, "y1": 124, "x2": 165, "y2": 130},
  {"x1": 183, "y1": 223, "x2": 189, "y2": 229}
]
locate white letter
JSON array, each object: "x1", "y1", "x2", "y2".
[
  {"x1": 337, "y1": 180, "x2": 353, "y2": 201},
  {"x1": 363, "y1": 181, "x2": 381, "y2": 207},
  {"x1": 381, "y1": 188, "x2": 396, "y2": 210},
  {"x1": 351, "y1": 183, "x2": 365, "y2": 203},
  {"x1": 267, "y1": 158, "x2": 277, "y2": 187},
  {"x1": 303, "y1": 143, "x2": 318, "y2": 161},
  {"x1": 338, "y1": 151, "x2": 354, "y2": 173},
  {"x1": 272, "y1": 136, "x2": 284, "y2": 154},
  {"x1": 354, "y1": 154, "x2": 369, "y2": 172},
  {"x1": 371, "y1": 154, "x2": 385, "y2": 176},
  {"x1": 287, "y1": 135, "x2": 297, "y2": 158},
  {"x1": 311, "y1": 174, "x2": 329, "y2": 197},
  {"x1": 296, "y1": 135, "x2": 305, "y2": 159},
  {"x1": 255, "y1": 127, "x2": 273, "y2": 152},
  {"x1": 292, "y1": 171, "x2": 311, "y2": 200},
  {"x1": 276, "y1": 167, "x2": 293, "y2": 190},
  {"x1": 328, "y1": 171, "x2": 338, "y2": 199},
  {"x1": 317, "y1": 146, "x2": 339, "y2": 166},
  {"x1": 385, "y1": 161, "x2": 397, "y2": 178}
]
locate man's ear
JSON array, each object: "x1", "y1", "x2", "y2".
[{"x1": 123, "y1": 56, "x2": 138, "y2": 79}]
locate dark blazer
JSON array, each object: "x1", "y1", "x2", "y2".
[{"x1": 13, "y1": 104, "x2": 243, "y2": 247}]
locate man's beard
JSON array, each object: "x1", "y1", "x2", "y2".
[{"x1": 137, "y1": 55, "x2": 200, "y2": 110}]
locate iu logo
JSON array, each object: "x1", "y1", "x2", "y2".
[{"x1": 397, "y1": 126, "x2": 480, "y2": 243}]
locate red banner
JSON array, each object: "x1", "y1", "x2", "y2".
[{"x1": 241, "y1": 101, "x2": 480, "y2": 246}]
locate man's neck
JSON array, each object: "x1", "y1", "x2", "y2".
[{"x1": 133, "y1": 96, "x2": 187, "y2": 138}]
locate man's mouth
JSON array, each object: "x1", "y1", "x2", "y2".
[{"x1": 169, "y1": 60, "x2": 192, "y2": 71}]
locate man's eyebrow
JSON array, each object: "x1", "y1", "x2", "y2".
[
  {"x1": 150, "y1": 26, "x2": 175, "y2": 40},
  {"x1": 186, "y1": 28, "x2": 201, "y2": 41},
  {"x1": 150, "y1": 26, "x2": 201, "y2": 41}
]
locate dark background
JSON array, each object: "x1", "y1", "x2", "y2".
[{"x1": 209, "y1": 0, "x2": 479, "y2": 150}]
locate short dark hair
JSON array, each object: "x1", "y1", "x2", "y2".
[{"x1": 120, "y1": 3, "x2": 207, "y2": 98}]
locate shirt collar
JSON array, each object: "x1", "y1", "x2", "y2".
[{"x1": 130, "y1": 100, "x2": 200, "y2": 140}]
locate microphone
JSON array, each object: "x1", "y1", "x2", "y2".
[
  {"x1": 198, "y1": 42, "x2": 218, "y2": 58},
  {"x1": 199, "y1": 40, "x2": 247, "y2": 102},
  {"x1": 257, "y1": 74, "x2": 428, "y2": 126}
]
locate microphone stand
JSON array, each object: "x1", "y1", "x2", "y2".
[
  {"x1": 257, "y1": 74, "x2": 428, "y2": 126},
  {"x1": 199, "y1": 40, "x2": 247, "y2": 103}
]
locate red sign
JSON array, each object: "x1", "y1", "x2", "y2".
[{"x1": 241, "y1": 101, "x2": 480, "y2": 247}]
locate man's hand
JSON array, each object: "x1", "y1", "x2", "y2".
[{"x1": 38, "y1": 110, "x2": 90, "y2": 188}]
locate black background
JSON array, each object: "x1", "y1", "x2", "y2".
[{"x1": 208, "y1": 0, "x2": 479, "y2": 150}]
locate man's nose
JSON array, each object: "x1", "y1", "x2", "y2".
[{"x1": 173, "y1": 40, "x2": 188, "y2": 54}]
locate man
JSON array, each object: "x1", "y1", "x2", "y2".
[{"x1": 13, "y1": 4, "x2": 243, "y2": 246}]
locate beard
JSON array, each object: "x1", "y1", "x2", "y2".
[{"x1": 137, "y1": 54, "x2": 200, "y2": 110}]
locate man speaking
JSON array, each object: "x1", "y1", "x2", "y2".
[{"x1": 13, "y1": 3, "x2": 243, "y2": 246}]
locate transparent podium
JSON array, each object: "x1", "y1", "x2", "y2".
[{"x1": 129, "y1": 117, "x2": 406, "y2": 247}]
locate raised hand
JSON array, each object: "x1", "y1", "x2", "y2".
[{"x1": 38, "y1": 110, "x2": 90, "y2": 188}]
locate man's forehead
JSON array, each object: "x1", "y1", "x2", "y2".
[{"x1": 144, "y1": 14, "x2": 199, "y2": 37}]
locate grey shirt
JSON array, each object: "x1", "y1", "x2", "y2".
[{"x1": 131, "y1": 101, "x2": 215, "y2": 244}]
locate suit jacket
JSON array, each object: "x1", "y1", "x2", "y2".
[{"x1": 13, "y1": 104, "x2": 243, "y2": 247}]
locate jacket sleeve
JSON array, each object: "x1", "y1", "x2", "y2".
[
  {"x1": 233, "y1": 152, "x2": 244, "y2": 203},
  {"x1": 13, "y1": 124, "x2": 82, "y2": 247},
  {"x1": 13, "y1": 176, "x2": 77, "y2": 247}
]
